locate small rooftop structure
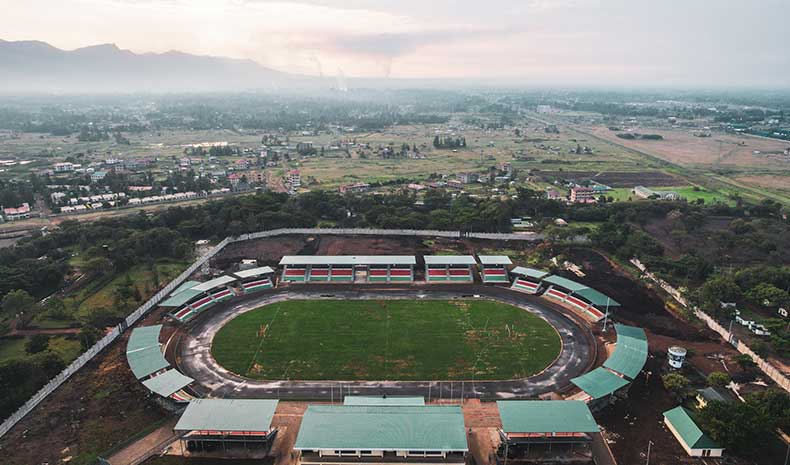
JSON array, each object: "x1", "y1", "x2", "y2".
[
  {"x1": 126, "y1": 326, "x2": 169, "y2": 380},
  {"x1": 571, "y1": 367, "x2": 629, "y2": 401},
  {"x1": 510, "y1": 266, "x2": 549, "y2": 280},
  {"x1": 175, "y1": 399, "x2": 279, "y2": 433},
  {"x1": 663, "y1": 406, "x2": 723, "y2": 457},
  {"x1": 424, "y1": 256, "x2": 477, "y2": 266},
  {"x1": 233, "y1": 266, "x2": 276, "y2": 279},
  {"x1": 142, "y1": 369, "x2": 194, "y2": 397},
  {"x1": 497, "y1": 400, "x2": 598, "y2": 435},
  {"x1": 478, "y1": 255, "x2": 513, "y2": 266},
  {"x1": 280, "y1": 255, "x2": 417, "y2": 266},
  {"x1": 191, "y1": 275, "x2": 237, "y2": 292}
]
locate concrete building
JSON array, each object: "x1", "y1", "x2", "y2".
[
  {"x1": 424, "y1": 256, "x2": 476, "y2": 282},
  {"x1": 510, "y1": 266, "x2": 549, "y2": 294},
  {"x1": 2, "y1": 202, "x2": 31, "y2": 221},
  {"x1": 280, "y1": 256, "x2": 416, "y2": 283},
  {"x1": 288, "y1": 169, "x2": 302, "y2": 188},
  {"x1": 569, "y1": 187, "x2": 596, "y2": 203},
  {"x1": 478, "y1": 255, "x2": 512, "y2": 283}
]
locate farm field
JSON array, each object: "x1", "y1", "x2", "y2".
[
  {"x1": 607, "y1": 185, "x2": 734, "y2": 204},
  {"x1": 211, "y1": 299, "x2": 561, "y2": 381}
]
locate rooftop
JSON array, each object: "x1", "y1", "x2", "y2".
[
  {"x1": 424, "y1": 256, "x2": 477, "y2": 266},
  {"x1": 477, "y1": 255, "x2": 513, "y2": 265},
  {"x1": 497, "y1": 400, "x2": 599, "y2": 434},
  {"x1": 603, "y1": 324, "x2": 648, "y2": 380},
  {"x1": 510, "y1": 266, "x2": 549, "y2": 280},
  {"x1": 234, "y1": 266, "x2": 276, "y2": 279},
  {"x1": 191, "y1": 275, "x2": 237, "y2": 291},
  {"x1": 126, "y1": 324, "x2": 162, "y2": 353},
  {"x1": 174, "y1": 399, "x2": 279, "y2": 432},
  {"x1": 280, "y1": 256, "x2": 417, "y2": 266},
  {"x1": 570, "y1": 367, "x2": 629, "y2": 400},
  {"x1": 343, "y1": 396, "x2": 425, "y2": 407},
  {"x1": 542, "y1": 275, "x2": 620, "y2": 306},
  {"x1": 294, "y1": 405, "x2": 468, "y2": 452},
  {"x1": 664, "y1": 406, "x2": 721, "y2": 450},
  {"x1": 141, "y1": 369, "x2": 193, "y2": 397}
]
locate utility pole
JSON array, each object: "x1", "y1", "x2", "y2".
[
  {"x1": 646, "y1": 440, "x2": 653, "y2": 465},
  {"x1": 602, "y1": 297, "x2": 611, "y2": 332}
]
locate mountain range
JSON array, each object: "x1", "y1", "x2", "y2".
[{"x1": 0, "y1": 39, "x2": 318, "y2": 93}]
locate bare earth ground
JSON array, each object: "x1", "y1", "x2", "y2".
[
  {"x1": 587, "y1": 126, "x2": 790, "y2": 168},
  {"x1": 735, "y1": 174, "x2": 790, "y2": 190}
]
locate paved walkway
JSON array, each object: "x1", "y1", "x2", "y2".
[
  {"x1": 174, "y1": 284, "x2": 596, "y2": 400},
  {"x1": 107, "y1": 418, "x2": 180, "y2": 465}
]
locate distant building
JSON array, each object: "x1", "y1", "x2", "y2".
[
  {"x1": 288, "y1": 169, "x2": 301, "y2": 188},
  {"x1": 339, "y1": 182, "x2": 370, "y2": 194},
  {"x1": 234, "y1": 159, "x2": 250, "y2": 170},
  {"x1": 570, "y1": 187, "x2": 596, "y2": 203},
  {"x1": 458, "y1": 172, "x2": 478, "y2": 184},
  {"x1": 54, "y1": 162, "x2": 75, "y2": 173},
  {"x1": 447, "y1": 179, "x2": 464, "y2": 190},
  {"x1": 633, "y1": 186, "x2": 681, "y2": 201},
  {"x1": 246, "y1": 170, "x2": 266, "y2": 184},
  {"x1": 3, "y1": 202, "x2": 31, "y2": 221},
  {"x1": 90, "y1": 171, "x2": 108, "y2": 182},
  {"x1": 546, "y1": 188, "x2": 563, "y2": 200}
]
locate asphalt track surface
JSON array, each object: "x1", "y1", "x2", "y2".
[{"x1": 172, "y1": 283, "x2": 596, "y2": 400}]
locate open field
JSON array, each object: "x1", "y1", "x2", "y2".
[
  {"x1": 211, "y1": 299, "x2": 561, "y2": 381},
  {"x1": 607, "y1": 185, "x2": 734, "y2": 204},
  {"x1": 585, "y1": 125, "x2": 790, "y2": 168}
]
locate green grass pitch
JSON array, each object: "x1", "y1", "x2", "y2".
[{"x1": 211, "y1": 299, "x2": 561, "y2": 381}]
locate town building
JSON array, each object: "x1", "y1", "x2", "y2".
[
  {"x1": 339, "y1": 182, "x2": 371, "y2": 194},
  {"x1": 2, "y1": 202, "x2": 31, "y2": 221},
  {"x1": 54, "y1": 162, "x2": 75, "y2": 173},
  {"x1": 569, "y1": 187, "x2": 596, "y2": 203},
  {"x1": 288, "y1": 169, "x2": 302, "y2": 188}
]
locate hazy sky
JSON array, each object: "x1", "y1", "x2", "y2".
[{"x1": 2, "y1": 0, "x2": 789, "y2": 86}]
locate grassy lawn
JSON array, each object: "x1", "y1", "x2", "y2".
[
  {"x1": 211, "y1": 299, "x2": 561, "y2": 381},
  {"x1": 77, "y1": 260, "x2": 188, "y2": 319},
  {"x1": 0, "y1": 335, "x2": 81, "y2": 364},
  {"x1": 0, "y1": 337, "x2": 27, "y2": 363},
  {"x1": 607, "y1": 185, "x2": 733, "y2": 205}
]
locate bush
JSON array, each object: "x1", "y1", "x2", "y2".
[{"x1": 707, "y1": 371, "x2": 730, "y2": 388}]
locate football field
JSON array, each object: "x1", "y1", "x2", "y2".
[{"x1": 211, "y1": 299, "x2": 561, "y2": 381}]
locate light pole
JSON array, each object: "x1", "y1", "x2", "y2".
[
  {"x1": 646, "y1": 440, "x2": 653, "y2": 465},
  {"x1": 602, "y1": 297, "x2": 611, "y2": 332}
]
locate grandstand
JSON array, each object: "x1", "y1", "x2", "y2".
[
  {"x1": 280, "y1": 256, "x2": 416, "y2": 283},
  {"x1": 233, "y1": 266, "x2": 275, "y2": 294},
  {"x1": 424, "y1": 256, "x2": 476, "y2": 282},
  {"x1": 510, "y1": 266, "x2": 549, "y2": 294},
  {"x1": 126, "y1": 325, "x2": 194, "y2": 402},
  {"x1": 570, "y1": 367, "x2": 629, "y2": 409},
  {"x1": 174, "y1": 398, "x2": 279, "y2": 453},
  {"x1": 162, "y1": 275, "x2": 238, "y2": 323},
  {"x1": 343, "y1": 396, "x2": 425, "y2": 406},
  {"x1": 496, "y1": 400, "x2": 599, "y2": 459},
  {"x1": 541, "y1": 275, "x2": 619, "y2": 323},
  {"x1": 603, "y1": 324, "x2": 648, "y2": 380},
  {"x1": 294, "y1": 404, "x2": 468, "y2": 465},
  {"x1": 478, "y1": 255, "x2": 512, "y2": 283}
]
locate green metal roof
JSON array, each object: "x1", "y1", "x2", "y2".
[
  {"x1": 280, "y1": 256, "x2": 417, "y2": 266},
  {"x1": 126, "y1": 325, "x2": 162, "y2": 353},
  {"x1": 664, "y1": 406, "x2": 721, "y2": 450},
  {"x1": 174, "y1": 399, "x2": 278, "y2": 432},
  {"x1": 478, "y1": 255, "x2": 513, "y2": 265},
  {"x1": 343, "y1": 396, "x2": 425, "y2": 406},
  {"x1": 127, "y1": 346, "x2": 169, "y2": 380},
  {"x1": 424, "y1": 256, "x2": 477, "y2": 265},
  {"x1": 171, "y1": 280, "x2": 200, "y2": 296},
  {"x1": 234, "y1": 266, "x2": 276, "y2": 279},
  {"x1": 573, "y1": 288, "x2": 620, "y2": 307},
  {"x1": 294, "y1": 405, "x2": 468, "y2": 452},
  {"x1": 603, "y1": 324, "x2": 648, "y2": 379},
  {"x1": 497, "y1": 400, "x2": 598, "y2": 434},
  {"x1": 191, "y1": 275, "x2": 236, "y2": 291},
  {"x1": 542, "y1": 275, "x2": 587, "y2": 291},
  {"x1": 160, "y1": 287, "x2": 204, "y2": 307},
  {"x1": 571, "y1": 367, "x2": 629, "y2": 400},
  {"x1": 510, "y1": 266, "x2": 549, "y2": 279},
  {"x1": 142, "y1": 369, "x2": 194, "y2": 397}
]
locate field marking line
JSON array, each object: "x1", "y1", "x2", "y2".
[{"x1": 245, "y1": 305, "x2": 283, "y2": 377}]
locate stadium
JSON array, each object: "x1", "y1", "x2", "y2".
[{"x1": 120, "y1": 231, "x2": 648, "y2": 463}]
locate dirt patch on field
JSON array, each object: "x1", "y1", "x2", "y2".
[
  {"x1": 587, "y1": 125, "x2": 790, "y2": 168},
  {"x1": 315, "y1": 235, "x2": 419, "y2": 255},
  {"x1": 214, "y1": 235, "x2": 310, "y2": 269}
]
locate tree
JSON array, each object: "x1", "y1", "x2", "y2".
[
  {"x1": 707, "y1": 371, "x2": 730, "y2": 388},
  {"x1": 25, "y1": 334, "x2": 49, "y2": 354},
  {"x1": 662, "y1": 373, "x2": 691, "y2": 399},
  {"x1": 745, "y1": 283, "x2": 789, "y2": 308},
  {"x1": 79, "y1": 325, "x2": 102, "y2": 351},
  {"x1": 734, "y1": 354, "x2": 757, "y2": 372},
  {"x1": 1, "y1": 289, "x2": 35, "y2": 318},
  {"x1": 697, "y1": 275, "x2": 741, "y2": 315},
  {"x1": 697, "y1": 400, "x2": 769, "y2": 454},
  {"x1": 745, "y1": 389, "x2": 790, "y2": 431}
]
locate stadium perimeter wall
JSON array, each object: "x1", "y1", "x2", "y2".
[{"x1": 0, "y1": 228, "x2": 540, "y2": 439}]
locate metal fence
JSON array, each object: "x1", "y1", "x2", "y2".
[
  {"x1": 0, "y1": 237, "x2": 231, "y2": 439},
  {"x1": 631, "y1": 258, "x2": 790, "y2": 393},
  {"x1": 0, "y1": 227, "x2": 545, "y2": 439}
]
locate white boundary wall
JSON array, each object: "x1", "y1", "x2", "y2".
[
  {"x1": 631, "y1": 258, "x2": 790, "y2": 393},
  {"x1": 0, "y1": 228, "x2": 541, "y2": 439}
]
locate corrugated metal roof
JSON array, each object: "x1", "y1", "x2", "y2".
[
  {"x1": 126, "y1": 325, "x2": 162, "y2": 353},
  {"x1": 234, "y1": 266, "x2": 276, "y2": 279},
  {"x1": 478, "y1": 255, "x2": 513, "y2": 265},
  {"x1": 127, "y1": 346, "x2": 169, "y2": 380},
  {"x1": 343, "y1": 396, "x2": 425, "y2": 406},
  {"x1": 570, "y1": 367, "x2": 629, "y2": 400},
  {"x1": 497, "y1": 400, "x2": 599, "y2": 434},
  {"x1": 664, "y1": 406, "x2": 721, "y2": 450},
  {"x1": 424, "y1": 256, "x2": 477, "y2": 265},
  {"x1": 294, "y1": 405, "x2": 468, "y2": 452},
  {"x1": 174, "y1": 399, "x2": 278, "y2": 432},
  {"x1": 510, "y1": 266, "x2": 549, "y2": 279},
  {"x1": 191, "y1": 275, "x2": 236, "y2": 291},
  {"x1": 280, "y1": 256, "x2": 417, "y2": 266},
  {"x1": 142, "y1": 369, "x2": 194, "y2": 397},
  {"x1": 603, "y1": 324, "x2": 648, "y2": 379},
  {"x1": 542, "y1": 275, "x2": 587, "y2": 291},
  {"x1": 171, "y1": 280, "x2": 200, "y2": 296},
  {"x1": 573, "y1": 288, "x2": 620, "y2": 307},
  {"x1": 160, "y1": 287, "x2": 204, "y2": 307}
]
